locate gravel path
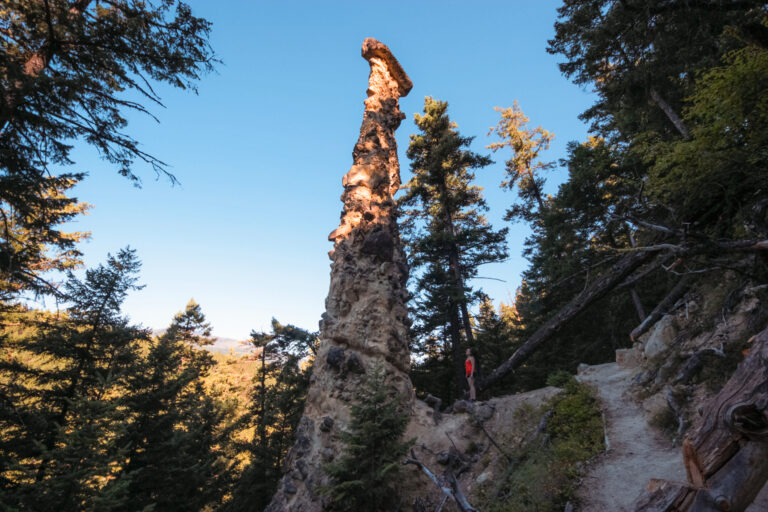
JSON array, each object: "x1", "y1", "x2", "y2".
[{"x1": 576, "y1": 362, "x2": 685, "y2": 511}]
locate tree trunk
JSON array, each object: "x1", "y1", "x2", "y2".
[
  {"x1": 630, "y1": 275, "x2": 691, "y2": 342},
  {"x1": 443, "y1": 200, "x2": 474, "y2": 348},
  {"x1": 634, "y1": 325, "x2": 768, "y2": 511},
  {"x1": 631, "y1": 288, "x2": 647, "y2": 322},
  {"x1": 628, "y1": 229, "x2": 647, "y2": 322},
  {"x1": 447, "y1": 297, "x2": 466, "y2": 399},
  {"x1": 480, "y1": 250, "x2": 654, "y2": 391},
  {"x1": 650, "y1": 87, "x2": 691, "y2": 139}
]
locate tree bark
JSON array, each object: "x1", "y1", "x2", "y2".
[
  {"x1": 630, "y1": 275, "x2": 691, "y2": 342},
  {"x1": 650, "y1": 88, "x2": 691, "y2": 139},
  {"x1": 447, "y1": 297, "x2": 466, "y2": 399},
  {"x1": 479, "y1": 250, "x2": 653, "y2": 391},
  {"x1": 634, "y1": 325, "x2": 768, "y2": 511},
  {"x1": 628, "y1": 229, "x2": 647, "y2": 322}
]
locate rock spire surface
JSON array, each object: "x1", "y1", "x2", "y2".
[{"x1": 266, "y1": 38, "x2": 413, "y2": 511}]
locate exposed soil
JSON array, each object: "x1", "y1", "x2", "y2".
[
  {"x1": 575, "y1": 361, "x2": 768, "y2": 511},
  {"x1": 576, "y1": 362, "x2": 685, "y2": 511}
]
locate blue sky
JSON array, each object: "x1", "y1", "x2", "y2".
[{"x1": 59, "y1": 1, "x2": 595, "y2": 339}]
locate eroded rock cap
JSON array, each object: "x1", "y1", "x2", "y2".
[{"x1": 362, "y1": 38, "x2": 413, "y2": 96}]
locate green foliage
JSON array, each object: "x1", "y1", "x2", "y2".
[
  {"x1": 488, "y1": 101, "x2": 555, "y2": 222},
  {"x1": 322, "y1": 365, "x2": 411, "y2": 512},
  {"x1": 647, "y1": 44, "x2": 768, "y2": 235},
  {"x1": 112, "y1": 300, "x2": 230, "y2": 512},
  {"x1": 500, "y1": 6, "x2": 768, "y2": 397},
  {"x1": 0, "y1": 0, "x2": 215, "y2": 298},
  {"x1": 546, "y1": 380, "x2": 605, "y2": 459},
  {"x1": 545, "y1": 370, "x2": 574, "y2": 388},
  {"x1": 547, "y1": 0, "x2": 765, "y2": 138},
  {"x1": 0, "y1": 252, "x2": 232, "y2": 511},
  {"x1": 481, "y1": 381, "x2": 604, "y2": 512},
  {"x1": 0, "y1": 249, "x2": 148, "y2": 510},
  {"x1": 470, "y1": 297, "x2": 521, "y2": 386},
  {"x1": 223, "y1": 320, "x2": 315, "y2": 512},
  {"x1": 401, "y1": 97, "x2": 508, "y2": 402}
]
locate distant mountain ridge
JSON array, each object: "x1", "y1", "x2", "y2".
[{"x1": 151, "y1": 329, "x2": 252, "y2": 355}]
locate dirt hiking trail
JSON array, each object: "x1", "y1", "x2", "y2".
[
  {"x1": 575, "y1": 362, "x2": 768, "y2": 511},
  {"x1": 576, "y1": 362, "x2": 685, "y2": 511}
]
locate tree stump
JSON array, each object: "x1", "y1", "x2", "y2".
[{"x1": 634, "y1": 325, "x2": 768, "y2": 511}]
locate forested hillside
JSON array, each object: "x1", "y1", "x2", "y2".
[{"x1": 1, "y1": 1, "x2": 767, "y2": 511}]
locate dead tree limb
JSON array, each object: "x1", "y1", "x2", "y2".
[
  {"x1": 403, "y1": 449, "x2": 477, "y2": 512},
  {"x1": 444, "y1": 470, "x2": 477, "y2": 512},
  {"x1": 480, "y1": 237, "x2": 767, "y2": 392},
  {"x1": 673, "y1": 347, "x2": 725, "y2": 385},
  {"x1": 630, "y1": 275, "x2": 691, "y2": 342},
  {"x1": 615, "y1": 255, "x2": 673, "y2": 290},
  {"x1": 470, "y1": 415, "x2": 513, "y2": 462},
  {"x1": 665, "y1": 387, "x2": 686, "y2": 437},
  {"x1": 650, "y1": 87, "x2": 691, "y2": 139},
  {"x1": 479, "y1": 250, "x2": 654, "y2": 391},
  {"x1": 628, "y1": 228, "x2": 648, "y2": 322}
]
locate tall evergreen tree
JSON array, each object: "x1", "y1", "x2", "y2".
[
  {"x1": 224, "y1": 319, "x2": 316, "y2": 512},
  {"x1": 488, "y1": 101, "x2": 555, "y2": 224},
  {"x1": 547, "y1": 0, "x2": 767, "y2": 139},
  {"x1": 112, "y1": 299, "x2": 229, "y2": 512},
  {"x1": 484, "y1": 3, "x2": 768, "y2": 391},
  {"x1": 0, "y1": 248, "x2": 149, "y2": 511},
  {"x1": 322, "y1": 364, "x2": 411, "y2": 512},
  {"x1": 400, "y1": 97, "x2": 508, "y2": 402}
]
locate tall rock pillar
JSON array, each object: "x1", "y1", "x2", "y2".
[{"x1": 266, "y1": 38, "x2": 414, "y2": 511}]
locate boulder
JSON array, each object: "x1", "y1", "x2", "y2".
[{"x1": 643, "y1": 315, "x2": 678, "y2": 359}]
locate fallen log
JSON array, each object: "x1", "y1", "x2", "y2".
[
  {"x1": 480, "y1": 237, "x2": 768, "y2": 393},
  {"x1": 630, "y1": 275, "x2": 691, "y2": 342},
  {"x1": 479, "y1": 250, "x2": 654, "y2": 391},
  {"x1": 673, "y1": 347, "x2": 725, "y2": 385},
  {"x1": 633, "y1": 324, "x2": 768, "y2": 511}
]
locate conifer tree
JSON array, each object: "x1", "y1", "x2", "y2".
[
  {"x1": 112, "y1": 299, "x2": 228, "y2": 512},
  {"x1": 322, "y1": 364, "x2": 411, "y2": 512},
  {"x1": 224, "y1": 320, "x2": 316, "y2": 512},
  {"x1": 0, "y1": 248, "x2": 148, "y2": 511},
  {"x1": 0, "y1": 1, "x2": 215, "y2": 299},
  {"x1": 400, "y1": 97, "x2": 508, "y2": 402},
  {"x1": 488, "y1": 101, "x2": 554, "y2": 223}
]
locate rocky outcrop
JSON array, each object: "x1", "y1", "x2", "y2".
[{"x1": 266, "y1": 38, "x2": 413, "y2": 512}]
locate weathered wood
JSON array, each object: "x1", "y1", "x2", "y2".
[
  {"x1": 480, "y1": 250, "x2": 654, "y2": 391},
  {"x1": 635, "y1": 480, "x2": 696, "y2": 511},
  {"x1": 650, "y1": 87, "x2": 691, "y2": 139},
  {"x1": 632, "y1": 325, "x2": 768, "y2": 511},
  {"x1": 630, "y1": 275, "x2": 691, "y2": 342},
  {"x1": 665, "y1": 387, "x2": 685, "y2": 437},
  {"x1": 403, "y1": 449, "x2": 477, "y2": 512},
  {"x1": 688, "y1": 328, "x2": 768, "y2": 477},
  {"x1": 682, "y1": 439, "x2": 705, "y2": 489},
  {"x1": 689, "y1": 441, "x2": 768, "y2": 511},
  {"x1": 673, "y1": 348, "x2": 725, "y2": 386}
]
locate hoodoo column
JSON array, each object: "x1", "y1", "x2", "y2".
[{"x1": 266, "y1": 38, "x2": 413, "y2": 511}]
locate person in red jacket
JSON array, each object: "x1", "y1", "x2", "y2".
[{"x1": 465, "y1": 347, "x2": 477, "y2": 402}]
